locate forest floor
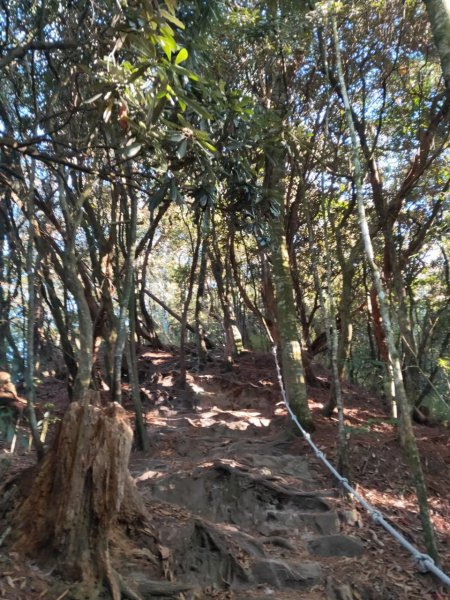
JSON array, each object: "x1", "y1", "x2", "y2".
[{"x1": 0, "y1": 349, "x2": 449, "y2": 599}]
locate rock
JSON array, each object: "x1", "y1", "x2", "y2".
[
  {"x1": 326, "y1": 577, "x2": 354, "y2": 600},
  {"x1": 326, "y1": 578, "x2": 375, "y2": 600},
  {"x1": 308, "y1": 534, "x2": 364, "y2": 558},
  {"x1": 339, "y1": 508, "x2": 363, "y2": 528},
  {"x1": 261, "y1": 509, "x2": 339, "y2": 536},
  {"x1": 250, "y1": 558, "x2": 322, "y2": 588},
  {"x1": 148, "y1": 464, "x2": 333, "y2": 530}
]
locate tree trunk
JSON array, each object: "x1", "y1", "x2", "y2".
[
  {"x1": 58, "y1": 172, "x2": 94, "y2": 403},
  {"x1": 370, "y1": 287, "x2": 398, "y2": 417},
  {"x1": 305, "y1": 192, "x2": 348, "y2": 474},
  {"x1": 423, "y1": 0, "x2": 450, "y2": 95},
  {"x1": 0, "y1": 205, "x2": 25, "y2": 374},
  {"x1": 322, "y1": 201, "x2": 349, "y2": 476},
  {"x1": 113, "y1": 173, "x2": 139, "y2": 404},
  {"x1": 127, "y1": 286, "x2": 150, "y2": 452},
  {"x1": 260, "y1": 249, "x2": 279, "y2": 346},
  {"x1": 41, "y1": 258, "x2": 78, "y2": 391},
  {"x1": 179, "y1": 216, "x2": 202, "y2": 387},
  {"x1": 363, "y1": 262, "x2": 377, "y2": 362},
  {"x1": 195, "y1": 231, "x2": 210, "y2": 369},
  {"x1": 229, "y1": 226, "x2": 274, "y2": 343},
  {"x1": 285, "y1": 183, "x2": 323, "y2": 388},
  {"x1": 388, "y1": 243, "x2": 423, "y2": 407},
  {"x1": 144, "y1": 290, "x2": 214, "y2": 349},
  {"x1": 209, "y1": 219, "x2": 243, "y2": 370},
  {"x1": 331, "y1": 9, "x2": 439, "y2": 562},
  {"x1": 13, "y1": 400, "x2": 151, "y2": 599},
  {"x1": 138, "y1": 207, "x2": 166, "y2": 350},
  {"x1": 266, "y1": 192, "x2": 313, "y2": 430},
  {"x1": 25, "y1": 163, "x2": 44, "y2": 461},
  {"x1": 225, "y1": 253, "x2": 245, "y2": 355},
  {"x1": 261, "y1": 19, "x2": 313, "y2": 429}
]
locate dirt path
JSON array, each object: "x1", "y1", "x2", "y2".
[
  {"x1": 0, "y1": 350, "x2": 448, "y2": 599},
  {"x1": 125, "y1": 351, "x2": 449, "y2": 600}
]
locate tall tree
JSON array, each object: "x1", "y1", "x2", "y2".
[
  {"x1": 423, "y1": 0, "x2": 450, "y2": 94},
  {"x1": 329, "y1": 3, "x2": 439, "y2": 562}
]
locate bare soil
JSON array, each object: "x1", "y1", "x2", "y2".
[{"x1": 0, "y1": 349, "x2": 449, "y2": 599}]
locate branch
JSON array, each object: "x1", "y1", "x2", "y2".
[
  {"x1": 0, "y1": 40, "x2": 80, "y2": 69},
  {"x1": 144, "y1": 290, "x2": 215, "y2": 349}
]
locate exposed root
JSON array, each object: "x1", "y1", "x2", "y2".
[
  {"x1": 132, "y1": 579, "x2": 194, "y2": 597},
  {"x1": 114, "y1": 570, "x2": 144, "y2": 600},
  {"x1": 262, "y1": 536, "x2": 296, "y2": 551}
]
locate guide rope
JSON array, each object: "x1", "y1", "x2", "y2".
[{"x1": 271, "y1": 346, "x2": 450, "y2": 587}]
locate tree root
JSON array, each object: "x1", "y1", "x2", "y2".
[
  {"x1": 115, "y1": 570, "x2": 194, "y2": 598},
  {"x1": 113, "y1": 571, "x2": 143, "y2": 600},
  {"x1": 135, "y1": 580, "x2": 194, "y2": 596},
  {"x1": 262, "y1": 536, "x2": 296, "y2": 551}
]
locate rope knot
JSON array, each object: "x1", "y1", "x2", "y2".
[
  {"x1": 416, "y1": 553, "x2": 433, "y2": 574},
  {"x1": 371, "y1": 511, "x2": 383, "y2": 524}
]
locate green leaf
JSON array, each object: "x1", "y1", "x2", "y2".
[
  {"x1": 148, "y1": 97, "x2": 167, "y2": 125},
  {"x1": 172, "y1": 64, "x2": 199, "y2": 81},
  {"x1": 177, "y1": 94, "x2": 212, "y2": 119},
  {"x1": 122, "y1": 142, "x2": 142, "y2": 158},
  {"x1": 165, "y1": 0, "x2": 177, "y2": 12},
  {"x1": 175, "y1": 48, "x2": 188, "y2": 65},
  {"x1": 201, "y1": 141, "x2": 217, "y2": 152},
  {"x1": 148, "y1": 185, "x2": 168, "y2": 210},
  {"x1": 157, "y1": 35, "x2": 176, "y2": 60},
  {"x1": 168, "y1": 133, "x2": 185, "y2": 142},
  {"x1": 176, "y1": 138, "x2": 188, "y2": 159},
  {"x1": 160, "y1": 9, "x2": 185, "y2": 29},
  {"x1": 192, "y1": 129, "x2": 209, "y2": 140},
  {"x1": 160, "y1": 23, "x2": 175, "y2": 38}
]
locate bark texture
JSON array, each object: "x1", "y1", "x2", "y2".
[
  {"x1": 331, "y1": 9, "x2": 439, "y2": 562},
  {"x1": 13, "y1": 399, "x2": 149, "y2": 598},
  {"x1": 424, "y1": 0, "x2": 450, "y2": 95},
  {"x1": 268, "y1": 208, "x2": 314, "y2": 431}
]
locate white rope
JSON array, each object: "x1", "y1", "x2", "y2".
[{"x1": 271, "y1": 345, "x2": 450, "y2": 587}]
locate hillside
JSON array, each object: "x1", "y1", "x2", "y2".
[{"x1": 1, "y1": 350, "x2": 448, "y2": 600}]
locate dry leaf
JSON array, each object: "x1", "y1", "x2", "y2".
[
  {"x1": 158, "y1": 544, "x2": 171, "y2": 560},
  {"x1": 132, "y1": 548, "x2": 158, "y2": 564}
]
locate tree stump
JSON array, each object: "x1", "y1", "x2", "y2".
[{"x1": 12, "y1": 399, "x2": 152, "y2": 599}]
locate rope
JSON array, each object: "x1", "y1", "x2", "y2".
[{"x1": 271, "y1": 346, "x2": 450, "y2": 587}]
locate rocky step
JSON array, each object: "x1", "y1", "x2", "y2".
[
  {"x1": 138, "y1": 512, "x2": 365, "y2": 598},
  {"x1": 139, "y1": 465, "x2": 365, "y2": 597},
  {"x1": 134, "y1": 419, "x2": 367, "y2": 598}
]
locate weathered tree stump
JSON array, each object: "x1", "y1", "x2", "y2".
[{"x1": 12, "y1": 400, "x2": 152, "y2": 599}]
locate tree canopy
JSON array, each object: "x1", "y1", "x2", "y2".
[{"x1": 0, "y1": 0, "x2": 449, "y2": 596}]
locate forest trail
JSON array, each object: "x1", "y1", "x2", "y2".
[
  {"x1": 131, "y1": 390, "x2": 356, "y2": 598},
  {"x1": 126, "y1": 350, "x2": 449, "y2": 600},
  {"x1": 0, "y1": 350, "x2": 449, "y2": 599}
]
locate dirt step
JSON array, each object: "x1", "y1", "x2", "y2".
[
  {"x1": 250, "y1": 557, "x2": 322, "y2": 589},
  {"x1": 136, "y1": 397, "x2": 369, "y2": 599},
  {"x1": 307, "y1": 534, "x2": 365, "y2": 558},
  {"x1": 262, "y1": 508, "x2": 339, "y2": 536},
  {"x1": 159, "y1": 518, "x2": 324, "y2": 594},
  {"x1": 142, "y1": 462, "x2": 336, "y2": 529}
]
